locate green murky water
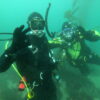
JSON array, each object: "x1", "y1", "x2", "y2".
[{"x1": 0, "y1": 0, "x2": 100, "y2": 100}]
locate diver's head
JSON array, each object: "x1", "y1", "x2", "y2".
[
  {"x1": 61, "y1": 21, "x2": 76, "y2": 41},
  {"x1": 27, "y1": 12, "x2": 45, "y2": 30},
  {"x1": 62, "y1": 21, "x2": 74, "y2": 30}
]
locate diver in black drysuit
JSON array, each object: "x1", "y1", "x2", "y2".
[{"x1": 0, "y1": 12, "x2": 57, "y2": 100}]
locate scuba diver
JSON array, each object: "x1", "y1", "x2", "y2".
[
  {"x1": 0, "y1": 12, "x2": 57, "y2": 100},
  {"x1": 49, "y1": 21, "x2": 100, "y2": 74}
]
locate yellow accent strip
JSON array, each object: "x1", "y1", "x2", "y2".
[
  {"x1": 94, "y1": 31, "x2": 100, "y2": 36},
  {"x1": 5, "y1": 41, "x2": 9, "y2": 50},
  {"x1": 48, "y1": 37, "x2": 63, "y2": 44},
  {"x1": 67, "y1": 42, "x2": 81, "y2": 60}
]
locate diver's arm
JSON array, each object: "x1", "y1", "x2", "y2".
[
  {"x1": 84, "y1": 30, "x2": 100, "y2": 41},
  {"x1": 78, "y1": 26, "x2": 100, "y2": 41},
  {"x1": 48, "y1": 37, "x2": 64, "y2": 49},
  {"x1": 0, "y1": 46, "x2": 30, "y2": 73},
  {"x1": 0, "y1": 25, "x2": 30, "y2": 73},
  {"x1": 0, "y1": 47, "x2": 16, "y2": 72}
]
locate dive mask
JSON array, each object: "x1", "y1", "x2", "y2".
[
  {"x1": 29, "y1": 17, "x2": 45, "y2": 30},
  {"x1": 62, "y1": 27, "x2": 76, "y2": 41}
]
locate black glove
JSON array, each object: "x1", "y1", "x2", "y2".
[{"x1": 11, "y1": 25, "x2": 30, "y2": 51}]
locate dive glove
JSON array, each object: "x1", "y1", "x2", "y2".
[{"x1": 11, "y1": 25, "x2": 30, "y2": 50}]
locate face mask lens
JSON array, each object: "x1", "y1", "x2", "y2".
[
  {"x1": 30, "y1": 18, "x2": 45, "y2": 30},
  {"x1": 63, "y1": 28, "x2": 71, "y2": 34},
  {"x1": 62, "y1": 27, "x2": 74, "y2": 40}
]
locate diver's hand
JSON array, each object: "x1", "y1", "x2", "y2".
[{"x1": 12, "y1": 25, "x2": 30, "y2": 50}]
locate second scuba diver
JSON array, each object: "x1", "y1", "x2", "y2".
[{"x1": 49, "y1": 21, "x2": 100, "y2": 74}]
